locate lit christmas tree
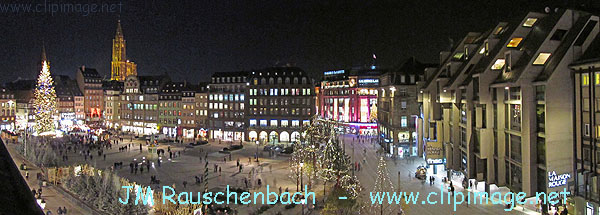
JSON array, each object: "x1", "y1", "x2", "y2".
[
  {"x1": 34, "y1": 47, "x2": 57, "y2": 134},
  {"x1": 372, "y1": 156, "x2": 395, "y2": 215}
]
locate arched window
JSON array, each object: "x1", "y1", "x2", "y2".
[
  {"x1": 277, "y1": 77, "x2": 283, "y2": 84},
  {"x1": 253, "y1": 78, "x2": 258, "y2": 85},
  {"x1": 285, "y1": 77, "x2": 290, "y2": 84},
  {"x1": 302, "y1": 77, "x2": 307, "y2": 84},
  {"x1": 293, "y1": 77, "x2": 298, "y2": 84},
  {"x1": 261, "y1": 78, "x2": 266, "y2": 85},
  {"x1": 269, "y1": 78, "x2": 274, "y2": 85}
]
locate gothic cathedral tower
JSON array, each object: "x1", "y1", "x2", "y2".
[{"x1": 111, "y1": 20, "x2": 137, "y2": 81}]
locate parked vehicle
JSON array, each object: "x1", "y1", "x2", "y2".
[
  {"x1": 415, "y1": 166, "x2": 427, "y2": 180},
  {"x1": 263, "y1": 145, "x2": 283, "y2": 152},
  {"x1": 281, "y1": 146, "x2": 294, "y2": 154},
  {"x1": 189, "y1": 140, "x2": 208, "y2": 146}
]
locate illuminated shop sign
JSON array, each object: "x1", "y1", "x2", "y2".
[
  {"x1": 427, "y1": 158, "x2": 444, "y2": 165},
  {"x1": 358, "y1": 79, "x2": 379, "y2": 85},
  {"x1": 60, "y1": 112, "x2": 75, "y2": 119},
  {"x1": 548, "y1": 171, "x2": 571, "y2": 188},
  {"x1": 324, "y1": 70, "x2": 344, "y2": 76}
]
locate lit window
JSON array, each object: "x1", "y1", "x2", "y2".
[
  {"x1": 596, "y1": 73, "x2": 600, "y2": 85},
  {"x1": 250, "y1": 119, "x2": 256, "y2": 127},
  {"x1": 491, "y1": 59, "x2": 506, "y2": 70},
  {"x1": 493, "y1": 26, "x2": 504, "y2": 35},
  {"x1": 479, "y1": 47, "x2": 485, "y2": 54},
  {"x1": 303, "y1": 120, "x2": 310, "y2": 126},
  {"x1": 523, "y1": 18, "x2": 537, "y2": 27},
  {"x1": 453, "y1": 52, "x2": 464, "y2": 60},
  {"x1": 583, "y1": 74, "x2": 590, "y2": 86},
  {"x1": 507, "y1": 38, "x2": 523, "y2": 48},
  {"x1": 401, "y1": 116, "x2": 407, "y2": 127},
  {"x1": 260, "y1": 120, "x2": 267, "y2": 127},
  {"x1": 533, "y1": 53, "x2": 551, "y2": 65},
  {"x1": 270, "y1": 119, "x2": 278, "y2": 127}
]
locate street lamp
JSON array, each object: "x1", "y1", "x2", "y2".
[
  {"x1": 255, "y1": 140, "x2": 259, "y2": 162},
  {"x1": 300, "y1": 162, "x2": 304, "y2": 192}
]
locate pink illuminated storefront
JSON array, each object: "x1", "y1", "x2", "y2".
[{"x1": 317, "y1": 67, "x2": 383, "y2": 135}]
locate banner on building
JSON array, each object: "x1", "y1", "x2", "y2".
[{"x1": 425, "y1": 141, "x2": 443, "y2": 161}]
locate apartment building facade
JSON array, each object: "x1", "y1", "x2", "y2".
[
  {"x1": 420, "y1": 10, "x2": 599, "y2": 199},
  {"x1": 208, "y1": 72, "x2": 248, "y2": 141},
  {"x1": 571, "y1": 28, "x2": 600, "y2": 214},
  {"x1": 76, "y1": 66, "x2": 103, "y2": 122},
  {"x1": 246, "y1": 67, "x2": 314, "y2": 144},
  {"x1": 120, "y1": 75, "x2": 170, "y2": 135},
  {"x1": 103, "y1": 80, "x2": 123, "y2": 129},
  {"x1": 378, "y1": 57, "x2": 430, "y2": 157}
]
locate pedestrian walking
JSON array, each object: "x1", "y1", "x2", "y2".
[{"x1": 103, "y1": 154, "x2": 106, "y2": 161}]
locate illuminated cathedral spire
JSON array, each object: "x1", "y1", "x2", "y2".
[{"x1": 111, "y1": 20, "x2": 137, "y2": 81}]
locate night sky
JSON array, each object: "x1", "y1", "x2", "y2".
[{"x1": 0, "y1": 0, "x2": 593, "y2": 83}]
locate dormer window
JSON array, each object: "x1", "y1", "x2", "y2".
[
  {"x1": 453, "y1": 52, "x2": 464, "y2": 60},
  {"x1": 507, "y1": 38, "x2": 523, "y2": 48},
  {"x1": 523, "y1": 18, "x2": 537, "y2": 27},
  {"x1": 485, "y1": 42, "x2": 489, "y2": 56},
  {"x1": 533, "y1": 53, "x2": 551, "y2": 65},
  {"x1": 491, "y1": 59, "x2": 506, "y2": 70},
  {"x1": 493, "y1": 26, "x2": 504, "y2": 35}
]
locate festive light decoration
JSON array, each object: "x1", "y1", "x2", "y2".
[
  {"x1": 339, "y1": 174, "x2": 361, "y2": 199},
  {"x1": 371, "y1": 156, "x2": 395, "y2": 214},
  {"x1": 34, "y1": 52, "x2": 57, "y2": 134}
]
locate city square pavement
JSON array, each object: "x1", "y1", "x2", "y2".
[
  {"x1": 8, "y1": 132, "x2": 539, "y2": 215},
  {"x1": 55, "y1": 134, "x2": 313, "y2": 214}
]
